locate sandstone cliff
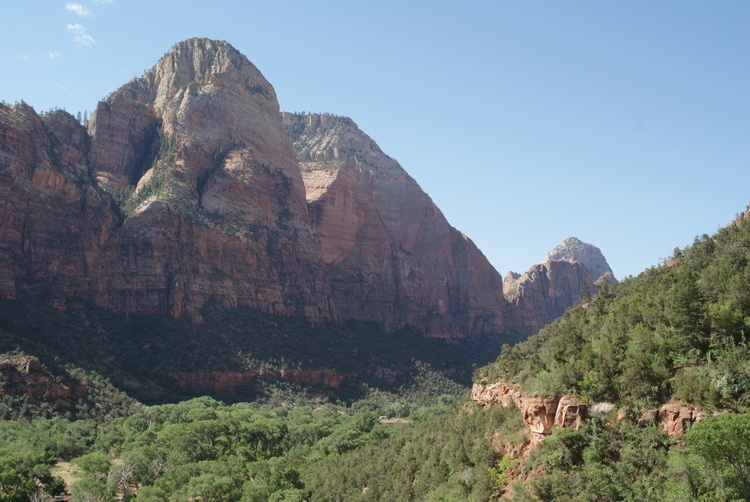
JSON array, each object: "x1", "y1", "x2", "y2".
[
  {"x1": 471, "y1": 379, "x2": 726, "y2": 440},
  {"x1": 283, "y1": 113, "x2": 509, "y2": 337},
  {"x1": 543, "y1": 236, "x2": 615, "y2": 283},
  {"x1": 1, "y1": 39, "x2": 332, "y2": 322},
  {"x1": 502, "y1": 236, "x2": 615, "y2": 334},
  {"x1": 503, "y1": 259, "x2": 594, "y2": 334},
  {"x1": 0, "y1": 38, "x2": 592, "y2": 339},
  {"x1": 0, "y1": 356, "x2": 86, "y2": 401},
  {"x1": 0, "y1": 104, "x2": 117, "y2": 306}
]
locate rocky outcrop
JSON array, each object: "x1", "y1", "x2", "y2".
[
  {"x1": 502, "y1": 237, "x2": 616, "y2": 334},
  {"x1": 734, "y1": 203, "x2": 750, "y2": 225},
  {"x1": 0, "y1": 357, "x2": 86, "y2": 400},
  {"x1": 471, "y1": 380, "x2": 588, "y2": 437},
  {"x1": 658, "y1": 401, "x2": 705, "y2": 436},
  {"x1": 503, "y1": 260, "x2": 594, "y2": 334},
  {"x1": 543, "y1": 237, "x2": 615, "y2": 283},
  {"x1": 471, "y1": 380, "x2": 726, "y2": 439},
  {"x1": 283, "y1": 113, "x2": 509, "y2": 337},
  {"x1": 165, "y1": 371, "x2": 257, "y2": 392}
]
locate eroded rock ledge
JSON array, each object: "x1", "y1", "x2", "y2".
[
  {"x1": 471, "y1": 379, "x2": 727, "y2": 439},
  {"x1": 165, "y1": 368, "x2": 350, "y2": 393},
  {"x1": 0, "y1": 357, "x2": 86, "y2": 401}
]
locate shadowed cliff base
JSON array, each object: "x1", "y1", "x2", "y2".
[{"x1": 0, "y1": 295, "x2": 528, "y2": 410}]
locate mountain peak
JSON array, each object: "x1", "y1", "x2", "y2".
[
  {"x1": 88, "y1": 36, "x2": 297, "y2": 194},
  {"x1": 543, "y1": 237, "x2": 615, "y2": 283},
  {"x1": 138, "y1": 38, "x2": 275, "y2": 115},
  {"x1": 155, "y1": 38, "x2": 250, "y2": 84}
]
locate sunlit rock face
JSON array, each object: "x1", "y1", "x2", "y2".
[
  {"x1": 284, "y1": 112, "x2": 509, "y2": 338},
  {"x1": 502, "y1": 259, "x2": 594, "y2": 335},
  {"x1": 502, "y1": 236, "x2": 615, "y2": 335},
  {"x1": 543, "y1": 236, "x2": 615, "y2": 284},
  {"x1": 1, "y1": 38, "x2": 598, "y2": 339},
  {"x1": 1, "y1": 39, "x2": 331, "y2": 322}
]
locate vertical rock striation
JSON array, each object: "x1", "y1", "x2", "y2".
[
  {"x1": 0, "y1": 104, "x2": 116, "y2": 306},
  {"x1": 503, "y1": 260, "x2": 594, "y2": 334},
  {"x1": 283, "y1": 113, "x2": 509, "y2": 337},
  {"x1": 1, "y1": 38, "x2": 610, "y2": 339},
  {"x1": 1, "y1": 39, "x2": 332, "y2": 322},
  {"x1": 503, "y1": 236, "x2": 614, "y2": 334}
]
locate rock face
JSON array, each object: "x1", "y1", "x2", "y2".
[
  {"x1": 471, "y1": 380, "x2": 725, "y2": 439},
  {"x1": 0, "y1": 38, "x2": 589, "y2": 339},
  {"x1": 165, "y1": 368, "x2": 349, "y2": 393},
  {"x1": 503, "y1": 260, "x2": 594, "y2": 334},
  {"x1": 283, "y1": 113, "x2": 509, "y2": 337},
  {"x1": 0, "y1": 104, "x2": 117, "y2": 306},
  {"x1": 502, "y1": 237, "x2": 615, "y2": 334},
  {"x1": 471, "y1": 381, "x2": 588, "y2": 437},
  {"x1": 543, "y1": 237, "x2": 615, "y2": 283},
  {"x1": 1, "y1": 39, "x2": 332, "y2": 322},
  {"x1": 0, "y1": 357, "x2": 85, "y2": 400}
]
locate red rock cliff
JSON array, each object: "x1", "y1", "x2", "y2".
[
  {"x1": 1, "y1": 39, "x2": 332, "y2": 322},
  {"x1": 471, "y1": 380, "x2": 726, "y2": 439},
  {"x1": 1, "y1": 38, "x2": 595, "y2": 339},
  {"x1": 282, "y1": 113, "x2": 509, "y2": 337},
  {"x1": 503, "y1": 259, "x2": 594, "y2": 335}
]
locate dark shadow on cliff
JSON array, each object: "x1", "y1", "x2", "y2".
[{"x1": 0, "y1": 295, "x2": 527, "y2": 411}]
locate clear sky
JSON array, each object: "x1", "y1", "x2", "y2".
[{"x1": 2, "y1": 1, "x2": 748, "y2": 279}]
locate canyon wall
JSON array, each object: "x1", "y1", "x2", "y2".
[
  {"x1": 283, "y1": 112, "x2": 509, "y2": 337},
  {"x1": 0, "y1": 38, "x2": 613, "y2": 339}
]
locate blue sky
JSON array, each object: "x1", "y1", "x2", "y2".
[{"x1": 1, "y1": 1, "x2": 748, "y2": 279}]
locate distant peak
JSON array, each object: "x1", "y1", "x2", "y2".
[
  {"x1": 543, "y1": 237, "x2": 616, "y2": 283},
  {"x1": 561, "y1": 236, "x2": 583, "y2": 245},
  {"x1": 167, "y1": 38, "x2": 241, "y2": 55},
  {"x1": 153, "y1": 38, "x2": 255, "y2": 80}
]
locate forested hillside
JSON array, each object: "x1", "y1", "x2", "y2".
[
  {"x1": 479, "y1": 214, "x2": 750, "y2": 411},
  {"x1": 3, "y1": 214, "x2": 750, "y2": 501},
  {"x1": 315, "y1": 213, "x2": 750, "y2": 501}
]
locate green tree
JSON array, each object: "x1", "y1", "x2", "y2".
[
  {"x1": 73, "y1": 452, "x2": 111, "y2": 478},
  {"x1": 0, "y1": 449, "x2": 63, "y2": 502},
  {"x1": 685, "y1": 413, "x2": 750, "y2": 500},
  {"x1": 70, "y1": 477, "x2": 113, "y2": 502}
]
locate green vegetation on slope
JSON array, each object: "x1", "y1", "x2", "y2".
[
  {"x1": 0, "y1": 396, "x2": 524, "y2": 502},
  {"x1": 501, "y1": 412, "x2": 750, "y2": 501},
  {"x1": 5, "y1": 207, "x2": 750, "y2": 501},
  {"x1": 302, "y1": 403, "x2": 524, "y2": 502},
  {"x1": 478, "y1": 216, "x2": 750, "y2": 411}
]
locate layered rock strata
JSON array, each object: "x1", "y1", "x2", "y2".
[
  {"x1": 0, "y1": 38, "x2": 605, "y2": 339},
  {"x1": 165, "y1": 368, "x2": 348, "y2": 393},
  {"x1": 503, "y1": 260, "x2": 595, "y2": 334},
  {"x1": 283, "y1": 112, "x2": 509, "y2": 337},
  {"x1": 0, "y1": 357, "x2": 86, "y2": 400},
  {"x1": 471, "y1": 379, "x2": 725, "y2": 439},
  {"x1": 1, "y1": 39, "x2": 332, "y2": 322},
  {"x1": 471, "y1": 380, "x2": 587, "y2": 437}
]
